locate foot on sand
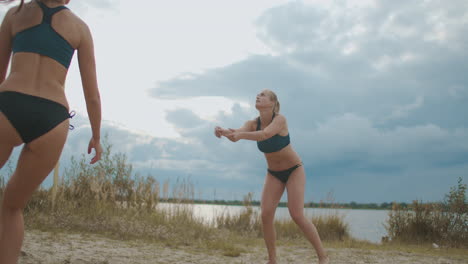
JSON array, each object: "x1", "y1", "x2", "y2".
[{"x1": 319, "y1": 256, "x2": 330, "y2": 264}]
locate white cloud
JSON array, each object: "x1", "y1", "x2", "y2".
[
  {"x1": 386, "y1": 96, "x2": 424, "y2": 121},
  {"x1": 147, "y1": 0, "x2": 468, "y2": 202}
]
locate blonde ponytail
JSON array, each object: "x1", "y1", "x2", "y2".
[
  {"x1": 274, "y1": 101, "x2": 280, "y2": 114},
  {"x1": 265, "y1": 89, "x2": 280, "y2": 114}
]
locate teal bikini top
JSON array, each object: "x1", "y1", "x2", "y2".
[
  {"x1": 12, "y1": 0, "x2": 75, "y2": 69},
  {"x1": 256, "y1": 113, "x2": 290, "y2": 153}
]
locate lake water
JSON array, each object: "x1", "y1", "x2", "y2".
[{"x1": 157, "y1": 203, "x2": 389, "y2": 244}]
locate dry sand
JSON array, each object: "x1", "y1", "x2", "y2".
[{"x1": 19, "y1": 230, "x2": 467, "y2": 264}]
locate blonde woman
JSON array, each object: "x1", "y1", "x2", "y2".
[
  {"x1": 0, "y1": 0, "x2": 102, "y2": 262},
  {"x1": 214, "y1": 89, "x2": 329, "y2": 264}
]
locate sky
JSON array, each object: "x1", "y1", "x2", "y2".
[{"x1": 0, "y1": 0, "x2": 467, "y2": 203}]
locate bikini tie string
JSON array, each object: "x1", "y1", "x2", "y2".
[{"x1": 69, "y1": 110, "x2": 76, "y2": 130}]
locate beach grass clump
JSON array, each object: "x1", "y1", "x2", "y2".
[
  {"x1": 386, "y1": 177, "x2": 467, "y2": 248},
  {"x1": 215, "y1": 192, "x2": 350, "y2": 241},
  {"x1": 215, "y1": 192, "x2": 262, "y2": 236},
  {"x1": 5, "y1": 140, "x2": 218, "y2": 248},
  {"x1": 274, "y1": 213, "x2": 349, "y2": 241}
]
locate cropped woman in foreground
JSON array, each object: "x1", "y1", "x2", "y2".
[{"x1": 0, "y1": 0, "x2": 102, "y2": 262}]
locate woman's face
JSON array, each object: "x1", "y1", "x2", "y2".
[{"x1": 255, "y1": 90, "x2": 274, "y2": 110}]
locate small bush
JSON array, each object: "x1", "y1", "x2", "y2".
[{"x1": 386, "y1": 177, "x2": 467, "y2": 248}]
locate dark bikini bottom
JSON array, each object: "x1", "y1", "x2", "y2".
[
  {"x1": 267, "y1": 163, "x2": 303, "y2": 183},
  {"x1": 0, "y1": 91, "x2": 73, "y2": 143}
]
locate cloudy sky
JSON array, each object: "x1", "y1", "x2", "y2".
[{"x1": 1, "y1": 0, "x2": 467, "y2": 203}]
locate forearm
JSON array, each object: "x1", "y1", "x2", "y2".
[
  {"x1": 86, "y1": 97, "x2": 101, "y2": 139},
  {"x1": 221, "y1": 126, "x2": 248, "y2": 135},
  {"x1": 0, "y1": 50, "x2": 11, "y2": 84},
  {"x1": 238, "y1": 131, "x2": 268, "y2": 141}
]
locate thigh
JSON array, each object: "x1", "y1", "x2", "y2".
[
  {"x1": 286, "y1": 166, "x2": 306, "y2": 212},
  {"x1": 2, "y1": 120, "x2": 69, "y2": 209},
  {"x1": 0, "y1": 112, "x2": 22, "y2": 169},
  {"x1": 261, "y1": 173, "x2": 286, "y2": 212}
]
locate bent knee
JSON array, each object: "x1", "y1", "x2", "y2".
[
  {"x1": 2, "y1": 184, "x2": 31, "y2": 211},
  {"x1": 1, "y1": 196, "x2": 27, "y2": 212},
  {"x1": 261, "y1": 207, "x2": 276, "y2": 220},
  {"x1": 289, "y1": 210, "x2": 306, "y2": 223}
]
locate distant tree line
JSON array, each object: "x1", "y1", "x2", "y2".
[{"x1": 187, "y1": 199, "x2": 410, "y2": 210}]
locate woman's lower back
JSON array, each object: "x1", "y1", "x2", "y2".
[{"x1": 0, "y1": 53, "x2": 69, "y2": 109}]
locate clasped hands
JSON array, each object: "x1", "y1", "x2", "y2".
[{"x1": 214, "y1": 126, "x2": 240, "y2": 142}]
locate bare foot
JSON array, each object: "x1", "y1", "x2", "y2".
[{"x1": 319, "y1": 255, "x2": 330, "y2": 264}]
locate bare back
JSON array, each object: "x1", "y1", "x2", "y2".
[{"x1": 0, "y1": 1, "x2": 87, "y2": 109}]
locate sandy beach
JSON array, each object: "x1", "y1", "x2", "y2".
[{"x1": 18, "y1": 230, "x2": 467, "y2": 264}]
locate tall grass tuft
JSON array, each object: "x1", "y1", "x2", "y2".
[
  {"x1": 4, "y1": 139, "x2": 217, "y2": 248},
  {"x1": 216, "y1": 192, "x2": 262, "y2": 236},
  {"x1": 274, "y1": 213, "x2": 349, "y2": 241},
  {"x1": 216, "y1": 193, "x2": 350, "y2": 241},
  {"x1": 386, "y1": 177, "x2": 467, "y2": 248}
]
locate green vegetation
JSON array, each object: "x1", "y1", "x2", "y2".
[{"x1": 386, "y1": 177, "x2": 467, "y2": 248}]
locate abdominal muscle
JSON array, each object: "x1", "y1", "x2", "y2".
[
  {"x1": 0, "y1": 53, "x2": 70, "y2": 109},
  {"x1": 264, "y1": 144, "x2": 302, "y2": 171}
]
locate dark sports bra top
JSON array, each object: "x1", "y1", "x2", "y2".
[
  {"x1": 12, "y1": 0, "x2": 75, "y2": 69},
  {"x1": 256, "y1": 113, "x2": 290, "y2": 153}
]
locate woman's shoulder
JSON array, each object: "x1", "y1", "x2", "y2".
[
  {"x1": 1, "y1": 6, "x2": 22, "y2": 33},
  {"x1": 64, "y1": 9, "x2": 88, "y2": 29},
  {"x1": 274, "y1": 114, "x2": 289, "y2": 132},
  {"x1": 63, "y1": 12, "x2": 93, "y2": 47},
  {"x1": 238, "y1": 118, "x2": 257, "y2": 132},
  {"x1": 274, "y1": 113, "x2": 287, "y2": 122},
  {"x1": 3, "y1": 4, "x2": 20, "y2": 21}
]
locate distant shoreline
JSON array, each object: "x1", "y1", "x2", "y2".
[{"x1": 160, "y1": 199, "x2": 413, "y2": 210}]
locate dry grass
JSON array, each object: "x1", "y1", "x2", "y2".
[
  {"x1": 215, "y1": 192, "x2": 350, "y2": 242},
  {"x1": 385, "y1": 177, "x2": 467, "y2": 248},
  {"x1": 2, "y1": 139, "x2": 465, "y2": 258},
  {"x1": 0, "y1": 140, "x2": 351, "y2": 257},
  {"x1": 275, "y1": 213, "x2": 349, "y2": 241}
]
